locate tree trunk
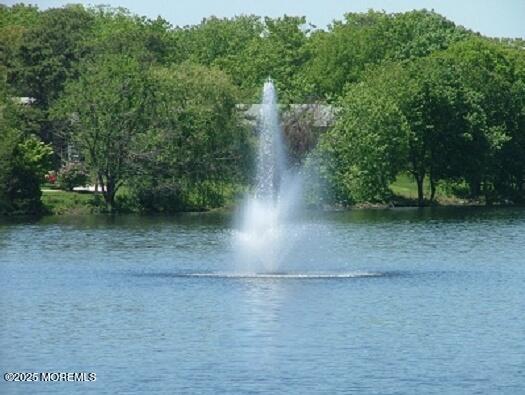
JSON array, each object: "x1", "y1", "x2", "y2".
[
  {"x1": 430, "y1": 178, "x2": 437, "y2": 204},
  {"x1": 97, "y1": 174, "x2": 116, "y2": 212},
  {"x1": 483, "y1": 181, "x2": 493, "y2": 206},
  {"x1": 104, "y1": 181, "x2": 116, "y2": 212},
  {"x1": 415, "y1": 175, "x2": 425, "y2": 207},
  {"x1": 97, "y1": 174, "x2": 104, "y2": 193},
  {"x1": 469, "y1": 177, "x2": 481, "y2": 198},
  {"x1": 410, "y1": 153, "x2": 425, "y2": 207}
]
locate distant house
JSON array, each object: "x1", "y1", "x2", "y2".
[
  {"x1": 239, "y1": 103, "x2": 336, "y2": 131},
  {"x1": 12, "y1": 96, "x2": 36, "y2": 105}
]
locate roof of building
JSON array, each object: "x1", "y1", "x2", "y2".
[{"x1": 238, "y1": 104, "x2": 336, "y2": 128}]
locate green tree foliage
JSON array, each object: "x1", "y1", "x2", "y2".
[
  {"x1": 3, "y1": 5, "x2": 175, "y2": 161},
  {"x1": 223, "y1": 16, "x2": 310, "y2": 102},
  {"x1": 360, "y1": 58, "x2": 488, "y2": 206},
  {"x1": 318, "y1": 76, "x2": 410, "y2": 204},
  {"x1": 176, "y1": 15, "x2": 310, "y2": 102},
  {"x1": 87, "y1": 6, "x2": 176, "y2": 64},
  {"x1": 0, "y1": 77, "x2": 53, "y2": 214},
  {"x1": 0, "y1": 130, "x2": 53, "y2": 214},
  {"x1": 130, "y1": 63, "x2": 253, "y2": 211},
  {"x1": 303, "y1": 10, "x2": 470, "y2": 101},
  {"x1": 2, "y1": 3, "x2": 524, "y2": 213},
  {"x1": 12, "y1": 5, "x2": 95, "y2": 106},
  {"x1": 316, "y1": 37, "x2": 525, "y2": 206},
  {"x1": 0, "y1": 4, "x2": 39, "y2": 87},
  {"x1": 435, "y1": 38, "x2": 525, "y2": 202},
  {"x1": 2, "y1": 5, "x2": 97, "y2": 166},
  {"x1": 51, "y1": 55, "x2": 152, "y2": 210},
  {"x1": 173, "y1": 15, "x2": 264, "y2": 66}
]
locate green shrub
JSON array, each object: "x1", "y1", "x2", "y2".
[
  {"x1": 57, "y1": 162, "x2": 89, "y2": 191},
  {"x1": 0, "y1": 130, "x2": 53, "y2": 215}
]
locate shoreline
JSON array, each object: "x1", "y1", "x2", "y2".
[
  {"x1": 2, "y1": 203, "x2": 523, "y2": 220},
  {"x1": 1, "y1": 190, "x2": 520, "y2": 218}
]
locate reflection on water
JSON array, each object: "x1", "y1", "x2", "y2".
[{"x1": 1, "y1": 207, "x2": 525, "y2": 394}]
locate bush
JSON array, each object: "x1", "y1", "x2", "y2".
[
  {"x1": 0, "y1": 131, "x2": 53, "y2": 215},
  {"x1": 57, "y1": 162, "x2": 89, "y2": 191}
]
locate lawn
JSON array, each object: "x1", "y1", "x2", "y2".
[
  {"x1": 390, "y1": 173, "x2": 465, "y2": 205},
  {"x1": 390, "y1": 173, "x2": 429, "y2": 199},
  {"x1": 41, "y1": 189, "x2": 102, "y2": 215}
]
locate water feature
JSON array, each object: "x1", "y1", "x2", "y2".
[
  {"x1": 254, "y1": 79, "x2": 287, "y2": 200},
  {"x1": 234, "y1": 79, "x2": 304, "y2": 273},
  {"x1": 1, "y1": 208, "x2": 525, "y2": 393}
]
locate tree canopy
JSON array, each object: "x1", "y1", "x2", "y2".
[{"x1": 1, "y1": 3, "x2": 524, "y2": 213}]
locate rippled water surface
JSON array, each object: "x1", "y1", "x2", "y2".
[{"x1": 1, "y1": 208, "x2": 524, "y2": 394}]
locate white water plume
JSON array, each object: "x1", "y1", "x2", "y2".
[{"x1": 234, "y1": 79, "x2": 304, "y2": 273}]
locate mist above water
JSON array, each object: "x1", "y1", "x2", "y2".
[{"x1": 234, "y1": 80, "x2": 304, "y2": 273}]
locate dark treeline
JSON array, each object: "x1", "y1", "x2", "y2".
[{"x1": 1, "y1": 4, "x2": 524, "y2": 213}]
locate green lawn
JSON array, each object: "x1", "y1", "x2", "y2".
[
  {"x1": 41, "y1": 190, "x2": 102, "y2": 215},
  {"x1": 390, "y1": 173, "x2": 428, "y2": 199},
  {"x1": 390, "y1": 173, "x2": 464, "y2": 205},
  {"x1": 40, "y1": 175, "x2": 466, "y2": 215}
]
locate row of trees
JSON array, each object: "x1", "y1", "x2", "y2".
[
  {"x1": 1, "y1": 4, "x2": 524, "y2": 213},
  {"x1": 314, "y1": 38, "x2": 525, "y2": 205}
]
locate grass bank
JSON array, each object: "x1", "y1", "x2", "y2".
[
  {"x1": 41, "y1": 180, "x2": 474, "y2": 217},
  {"x1": 389, "y1": 174, "x2": 478, "y2": 206},
  {"x1": 42, "y1": 190, "x2": 105, "y2": 215},
  {"x1": 42, "y1": 174, "x2": 486, "y2": 215},
  {"x1": 40, "y1": 185, "x2": 242, "y2": 215}
]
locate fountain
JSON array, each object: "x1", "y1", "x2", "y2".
[
  {"x1": 254, "y1": 79, "x2": 286, "y2": 201},
  {"x1": 229, "y1": 80, "x2": 379, "y2": 279},
  {"x1": 234, "y1": 79, "x2": 303, "y2": 273}
]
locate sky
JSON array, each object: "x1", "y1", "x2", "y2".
[{"x1": 5, "y1": 0, "x2": 525, "y2": 38}]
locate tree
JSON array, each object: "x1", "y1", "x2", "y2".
[
  {"x1": 87, "y1": 6, "x2": 176, "y2": 64},
  {"x1": 0, "y1": 84, "x2": 53, "y2": 214},
  {"x1": 0, "y1": 130, "x2": 52, "y2": 215},
  {"x1": 13, "y1": 5, "x2": 95, "y2": 106},
  {"x1": 215, "y1": 16, "x2": 311, "y2": 102},
  {"x1": 302, "y1": 10, "x2": 470, "y2": 101},
  {"x1": 51, "y1": 54, "x2": 152, "y2": 210},
  {"x1": 316, "y1": 75, "x2": 410, "y2": 204},
  {"x1": 0, "y1": 4, "x2": 39, "y2": 90},
  {"x1": 172, "y1": 15, "x2": 263, "y2": 66},
  {"x1": 129, "y1": 63, "x2": 253, "y2": 211},
  {"x1": 2, "y1": 5, "x2": 96, "y2": 167},
  {"x1": 436, "y1": 38, "x2": 525, "y2": 202},
  {"x1": 394, "y1": 57, "x2": 488, "y2": 206}
]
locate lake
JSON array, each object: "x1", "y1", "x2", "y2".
[{"x1": 1, "y1": 207, "x2": 524, "y2": 394}]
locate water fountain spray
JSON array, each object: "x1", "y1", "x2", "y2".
[{"x1": 234, "y1": 79, "x2": 303, "y2": 272}]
